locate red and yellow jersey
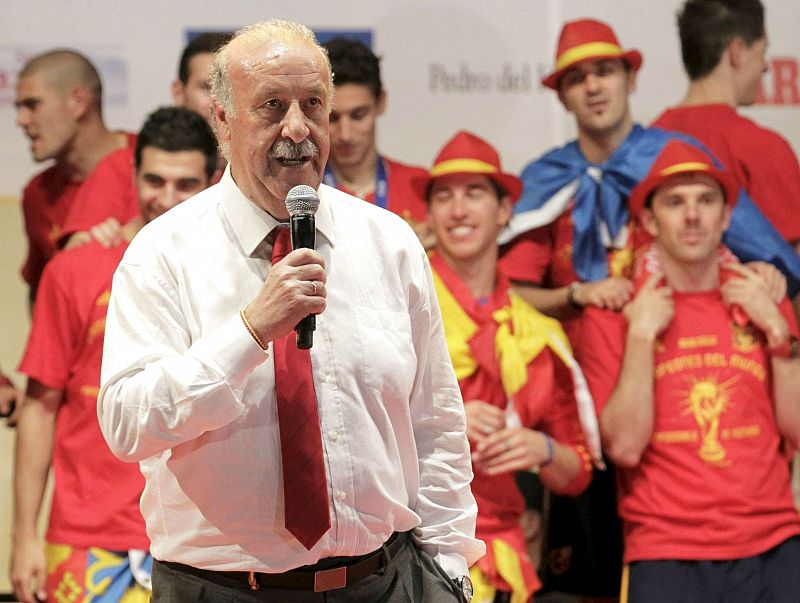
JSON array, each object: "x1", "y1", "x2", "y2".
[{"x1": 581, "y1": 288, "x2": 800, "y2": 562}]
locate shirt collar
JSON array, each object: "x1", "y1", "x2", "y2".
[{"x1": 218, "y1": 166, "x2": 334, "y2": 257}]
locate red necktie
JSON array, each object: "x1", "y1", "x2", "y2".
[{"x1": 271, "y1": 227, "x2": 331, "y2": 549}]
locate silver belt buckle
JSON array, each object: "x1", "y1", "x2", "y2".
[{"x1": 314, "y1": 565, "x2": 347, "y2": 592}]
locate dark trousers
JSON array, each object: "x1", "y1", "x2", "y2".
[
  {"x1": 625, "y1": 536, "x2": 800, "y2": 603},
  {"x1": 151, "y1": 533, "x2": 462, "y2": 602}
]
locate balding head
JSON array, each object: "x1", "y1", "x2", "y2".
[
  {"x1": 20, "y1": 49, "x2": 102, "y2": 110},
  {"x1": 207, "y1": 18, "x2": 331, "y2": 215},
  {"x1": 210, "y1": 19, "x2": 333, "y2": 118}
]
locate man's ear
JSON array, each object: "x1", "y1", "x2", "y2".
[
  {"x1": 722, "y1": 202, "x2": 733, "y2": 232},
  {"x1": 641, "y1": 207, "x2": 658, "y2": 238},
  {"x1": 171, "y1": 79, "x2": 186, "y2": 105},
  {"x1": 726, "y1": 37, "x2": 747, "y2": 69},
  {"x1": 212, "y1": 99, "x2": 231, "y2": 143},
  {"x1": 376, "y1": 91, "x2": 387, "y2": 116},
  {"x1": 556, "y1": 88, "x2": 572, "y2": 114},
  {"x1": 626, "y1": 67, "x2": 638, "y2": 95},
  {"x1": 498, "y1": 195, "x2": 513, "y2": 228},
  {"x1": 68, "y1": 85, "x2": 93, "y2": 120}
]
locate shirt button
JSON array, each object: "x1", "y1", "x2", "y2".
[
  {"x1": 328, "y1": 430, "x2": 339, "y2": 441},
  {"x1": 338, "y1": 491, "x2": 347, "y2": 501}
]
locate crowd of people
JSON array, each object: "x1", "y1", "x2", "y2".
[{"x1": 4, "y1": 1, "x2": 800, "y2": 602}]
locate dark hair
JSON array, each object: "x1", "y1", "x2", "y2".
[
  {"x1": 677, "y1": 0, "x2": 765, "y2": 79},
  {"x1": 135, "y1": 106, "x2": 218, "y2": 179},
  {"x1": 178, "y1": 32, "x2": 233, "y2": 84},
  {"x1": 323, "y1": 37, "x2": 382, "y2": 99}
]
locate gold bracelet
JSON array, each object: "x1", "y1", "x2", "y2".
[{"x1": 240, "y1": 308, "x2": 267, "y2": 350}]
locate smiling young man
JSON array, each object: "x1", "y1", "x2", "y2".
[
  {"x1": 97, "y1": 20, "x2": 481, "y2": 602},
  {"x1": 11, "y1": 106, "x2": 217, "y2": 603},
  {"x1": 654, "y1": 0, "x2": 800, "y2": 251},
  {"x1": 580, "y1": 139, "x2": 800, "y2": 602},
  {"x1": 418, "y1": 130, "x2": 598, "y2": 603},
  {"x1": 14, "y1": 49, "x2": 131, "y2": 300},
  {"x1": 323, "y1": 38, "x2": 430, "y2": 243}
]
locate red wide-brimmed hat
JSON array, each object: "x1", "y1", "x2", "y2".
[
  {"x1": 628, "y1": 140, "x2": 739, "y2": 217},
  {"x1": 412, "y1": 130, "x2": 523, "y2": 203},
  {"x1": 541, "y1": 18, "x2": 643, "y2": 90}
]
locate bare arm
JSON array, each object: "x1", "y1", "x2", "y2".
[
  {"x1": 11, "y1": 380, "x2": 61, "y2": 603},
  {"x1": 721, "y1": 263, "x2": 800, "y2": 447},
  {"x1": 512, "y1": 277, "x2": 634, "y2": 319},
  {"x1": 600, "y1": 274, "x2": 674, "y2": 468},
  {"x1": 771, "y1": 355, "x2": 800, "y2": 449},
  {"x1": 473, "y1": 423, "x2": 581, "y2": 492}
]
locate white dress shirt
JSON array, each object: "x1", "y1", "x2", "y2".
[{"x1": 98, "y1": 168, "x2": 483, "y2": 577}]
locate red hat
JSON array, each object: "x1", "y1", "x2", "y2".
[
  {"x1": 412, "y1": 130, "x2": 523, "y2": 203},
  {"x1": 541, "y1": 18, "x2": 643, "y2": 90},
  {"x1": 628, "y1": 140, "x2": 739, "y2": 217}
]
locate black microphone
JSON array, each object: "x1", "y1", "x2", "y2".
[{"x1": 285, "y1": 185, "x2": 320, "y2": 349}]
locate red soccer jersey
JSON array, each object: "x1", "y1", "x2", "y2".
[
  {"x1": 500, "y1": 207, "x2": 649, "y2": 288},
  {"x1": 499, "y1": 207, "x2": 650, "y2": 347},
  {"x1": 332, "y1": 156, "x2": 428, "y2": 224},
  {"x1": 18, "y1": 241, "x2": 148, "y2": 550},
  {"x1": 581, "y1": 292, "x2": 800, "y2": 563},
  {"x1": 654, "y1": 104, "x2": 800, "y2": 243},
  {"x1": 20, "y1": 164, "x2": 82, "y2": 292},
  {"x1": 58, "y1": 133, "x2": 138, "y2": 245}
]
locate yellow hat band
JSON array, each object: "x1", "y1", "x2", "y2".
[
  {"x1": 430, "y1": 158, "x2": 499, "y2": 178},
  {"x1": 659, "y1": 161, "x2": 712, "y2": 177},
  {"x1": 556, "y1": 41, "x2": 624, "y2": 71}
]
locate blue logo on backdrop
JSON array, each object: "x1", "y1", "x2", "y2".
[{"x1": 185, "y1": 29, "x2": 372, "y2": 48}]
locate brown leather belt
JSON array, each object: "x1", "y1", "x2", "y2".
[{"x1": 159, "y1": 532, "x2": 403, "y2": 593}]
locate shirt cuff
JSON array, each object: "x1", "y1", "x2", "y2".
[
  {"x1": 435, "y1": 552, "x2": 468, "y2": 579},
  {"x1": 190, "y1": 313, "x2": 270, "y2": 393}
]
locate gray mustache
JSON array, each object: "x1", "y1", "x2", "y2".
[{"x1": 270, "y1": 139, "x2": 319, "y2": 160}]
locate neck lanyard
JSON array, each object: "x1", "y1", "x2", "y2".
[{"x1": 324, "y1": 156, "x2": 388, "y2": 209}]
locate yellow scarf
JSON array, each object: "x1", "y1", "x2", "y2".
[{"x1": 432, "y1": 269, "x2": 572, "y2": 396}]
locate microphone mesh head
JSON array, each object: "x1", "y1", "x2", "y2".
[{"x1": 285, "y1": 185, "x2": 320, "y2": 216}]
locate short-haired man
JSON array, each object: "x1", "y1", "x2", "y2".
[
  {"x1": 14, "y1": 49, "x2": 132, "y2": 299},
  {"x1": 654, "y1": 0, "x2": 800, "y2": 251},
  {"x1": 11, "y1": 106, "x2": 217, "y2": 603},
  {"x1": 323, "y1": 37, "x2": 430, "y2": 243},
  {"x1": 419, "y1": 130, "x2": 599, "y2": 602},
  {"x1": 97, "y1": 20, "x2": 481, "y2": 602},
  {"x1": 580, "y1": 139, "x2": 800, "y2": 603},
  {"x1": 61, "y1": 32, "x2": 231, "y2": 250}
]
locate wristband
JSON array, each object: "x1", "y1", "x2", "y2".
[
  {"x1": 566, "y1": 281, "x2": 582, "y2": 309},
  {"x1": 541, "y1": 433, "x2": 554, "y2": 467}
]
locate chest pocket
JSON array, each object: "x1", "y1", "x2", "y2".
[{"x1": 354, "y1": 307, "x2": 416, "y2": 404}]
